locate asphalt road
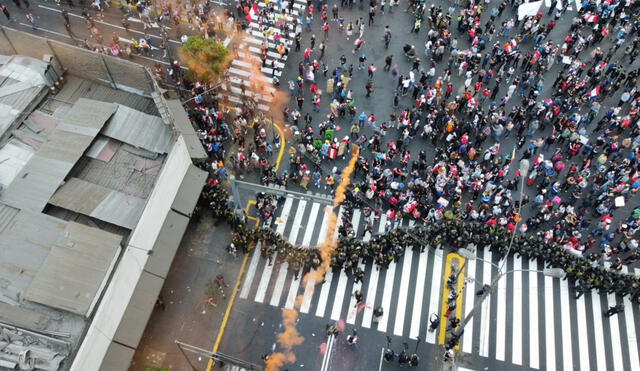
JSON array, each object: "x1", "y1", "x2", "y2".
[
  {"x1": 222, "y1": 0, "x2": 640, "y2": 370},
  {"x1": 0, "y1": 0, "x2": 196, "y2": 68},
  {"x1": 4, "y1": 1, "x2": 639, "y2": 370}
]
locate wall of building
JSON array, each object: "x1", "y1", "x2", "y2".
[{"x1": 0, "y1": 26, "x2": 154, "y2": 96}]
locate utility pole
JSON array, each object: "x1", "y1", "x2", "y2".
[
  {"x1": 175, "y1": 340, "x2": 264, "y2": 370},
  {"x1": 440, "y1": 160, "x2": 530, "y2": 368}
]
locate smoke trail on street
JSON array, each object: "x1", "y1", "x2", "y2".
[{"x1": 267, "y1": 148, "x2": 360, "y2": 370}]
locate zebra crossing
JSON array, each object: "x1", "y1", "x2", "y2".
[
  {"x1": 222, "y1": 0, "x2": 306, "y2": 112},
  {"x1": 239, "y1": 196, "x2": 640, "y2": 370}
]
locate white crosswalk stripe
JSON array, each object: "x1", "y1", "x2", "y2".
[
  {"x1": 238, "y1": 196, "x2": 640, "y2": 370},
  {"x1": 461, "y1": 257, "x2": 475, "y2": 353},
  {"x1": 591, "y1": 288, "x2": 607, "y2": 370},
  {"x1": 410, "y1": 248, "x2": 429, "y2": 340},
  {"x1": 495, "y1": 257, "x2": 507, "y2": 361},
  {"x1": 221, "y1": 0, "x2": 305, "y2": 111},
  {"x1": 559, "y1": 278, "x2": 574, "y2": 370},
  {"x1": 425, "y1": 248, "x2": 443, "y2": 344},
  {"x1": 478, "y1": 247, "x2": 492, "y2": 357},
  {"x1": 544, "y1": 273, "x2": 557, "y2": 371},
  {"x1": 529, "y1": 259, "x2": 540, "y2": 369},
  {"x1": 512, "y1": 257, "x2": 523, "y2": 365}
]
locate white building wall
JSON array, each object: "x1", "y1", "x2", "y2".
[{"x1": 70, "y1": 136, "x2": 193, "y2": 371}]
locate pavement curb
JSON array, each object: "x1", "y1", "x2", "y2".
[{"x1": 206, "y1": 251, "x2": 251, "y2": 371}]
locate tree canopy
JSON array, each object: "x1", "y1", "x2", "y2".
[{"x1": 179, "y1": 36, "x2": 230, "y2": 83}]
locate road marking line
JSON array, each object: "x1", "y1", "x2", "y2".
[
  {"x1": 393, "y1": 248, "x2": 413, "y2": 336},
  {"x1": 461, "y1": 256, "x2": 475, "y2": 353},
  {"x1": 544, "y1": 274, "x2": 556, "y2": 371},
  {"x1": 438, "y1": 253, "x2": 465, "y2": 349},
  {"x1": 314, "y1": 207, "x2": 336, "y2": 317},
  {"x1": 591, "y1": 291, "x2": 606, "y2": 370},
  {"x1": 300, "y1": 272, "x2": 316, "y2": 314},
  {"x1": 19, "y1": 23, "x2": 71, "y2": 39},
  {"x1": 288, "y1": 199, "x2": 307, "y2": 243},
  {"x1": 244, "y1": 200, "x2": 260, "y2": 228},
  {"x1": 575, "y1": 284, "x2": 590, "y2": 371},
  {"x1": 477, "y1": 246, "x2": 492, "y2": 357},
  {"x1": 315, "y1": 270, "x2": 333, "y2": 317},
  {"x1": 362, "y1": 214, "x2": 385, "y2": 327},
  {"x1": 622, "y1": 267, "x2": 640, "y2": 370},
  {"x1": 284, "y1": 268, "x2": 302, "y2": 309},
  {"x1": 559, "y1": 279, "x2": 573, "y2": 370},
  {"x1": 38, "y1": 5, "x2": 181, "y2": 44},
  {"x1": 255, "y1": 252, "x2": 277, "y2": 303},
  {"x1": 607, "y1": 292, "x2": 624, "y2": 371},
  {"x1": 269, "y1": 197, "x2": 301, "y2": 306},
  {"x1": 320, "y1": 333, "x2": 335, "y2": 371},
  {"x1": 301, "y1": 202, "x2": 320, "y2": 247},
  {"x1": 206, "y1": 252, "x2": 250, "y2": 371},
  {"x1": 270, "y1": 261, "x2": 289, "y2": 307},
  {"x1": 529, "y1": 259, "x2": 540, "y2": 369},
  {"x1": 255, "y1": 197, "x2": 292, "y2": 303},
  {"x1": 409, "y1": 247, "x2": 429, "y2": 339},
  {"x1": 425, "y1": 248, "x2": 443, "y2": 344},
  {"x1": 495, "y1": 258, "x2": 507, "y2": 361},
  {"x1": 330, "y1": 269, "x2": 349, "y2": 321},
  {"x1": 512, "y1": 257, "x2": 523, "y2": 365},
  {"x1": 275, "y1": 197, "x2": 294, "y2": 235},
  {"x1": 346, "y1": 210, "x2": 364, "y2": 324},
  {"x1": 346, "y1": 259, "x2": 366, "y2": 324},
  {"x1": 239, "y1": 246, "x2": 261, "y2": 299},
  {"x1": 377, "y1": 260, "x2": 396, "y2": 332}
]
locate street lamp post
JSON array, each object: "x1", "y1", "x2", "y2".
[{"x1": 439, "y1": 159, "x2": 534, "y2": 369}]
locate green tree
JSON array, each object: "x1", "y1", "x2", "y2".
[
  {"x1": 146, "y1": 366, "x2": 171, "y2": 371},
  {"x1": 179, "y1": 36, "x2": 230, "y2": 83}
]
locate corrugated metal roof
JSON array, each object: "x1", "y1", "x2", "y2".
[
  {"x1": 24, "y1": 221, "x2": 121, "y2": 316},
  {"x1": 0, "y1": 99, "x2": 117, "y2": 212},
  {"x1": 0, "y1": 210, "x2": 67, "y2": 298},
  {"x1": 163, "y1": 99, "x2": 208, "y2": 160},
  {"x1": 0, "y1": 139, "x2": 34, "y2": 190},
  {"x1": 171, "y1": 164, "x2": 207, "y2": 216},
  {"x1": 0, "y1": 202, "x2": 19, "y2": 234},
  {"x1": 0, "y1": 56, "x2": 47, "y2": 141},
  {"x1": 101, "y1": 105, "x2": 173, "y2": 154},
  {"x1": 49, "y1": 178, "x2": 145, "y2": 230}
]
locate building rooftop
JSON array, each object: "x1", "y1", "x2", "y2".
[{"x1": 0, "y1": 50, "x2": 206, "y2": 371}]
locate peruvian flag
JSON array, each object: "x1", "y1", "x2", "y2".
[
  {"x1": 245, "y1": 3, "x2": 259, "y2": 22},
  {"x1": 589, "y1": 85, "x2": 601, "y2": 98},
  {"x1": 531, "y1": 49, "x2": 541, "y2": 64},
  {"x1": 584, "y1": 13, "x2": 599, "y2": 23}
]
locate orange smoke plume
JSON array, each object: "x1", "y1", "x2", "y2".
[
  {"x1": 269, "y1": 148, "x2": 360, "y2": 371},
  {"x1": 266, "y1": 309, "x2": 304, "y2": 371},
  {"x1": 305, "y1": 146, "x2": 360, "y2": 284},
  {"x1": 233, "y1": 32, "x2": 291, "y2": 136}
]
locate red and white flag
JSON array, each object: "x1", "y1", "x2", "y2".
[
  {"x1": 589, "y1": 85, "x2": 601, "y2": 98},
  {"x1": 584, "y1": 13, "x2": 599, "y2": 23},
  {"x1": 245, "y1": 3, "x2": 259, "y2": 22}
]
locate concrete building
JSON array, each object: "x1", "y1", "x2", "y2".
[{"x1": 0, "y1": 28, "x2": 209, "y2": 371}]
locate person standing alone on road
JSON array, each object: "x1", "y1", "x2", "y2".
[{"x1": 0, "y1": 4, "x2": 10, "y2": 22}]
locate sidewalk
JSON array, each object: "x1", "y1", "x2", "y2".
[{"x1": 129, "y1": 214, "x2": 242, "y2": 371}]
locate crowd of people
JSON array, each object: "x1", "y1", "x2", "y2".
[
  {"x1": 200, "y1": 183, "x2": 640, "y2": 303},
  {"x1": 178, "y1": 0, "x2": 640, "y2": 314},
  {"x1": 261, "y1": 0, "x2": 640, "y2": 287}
]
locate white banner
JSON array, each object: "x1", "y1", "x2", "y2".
[{"x1": 518, "y1": 1, "x2": 543, "y2": 20}]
